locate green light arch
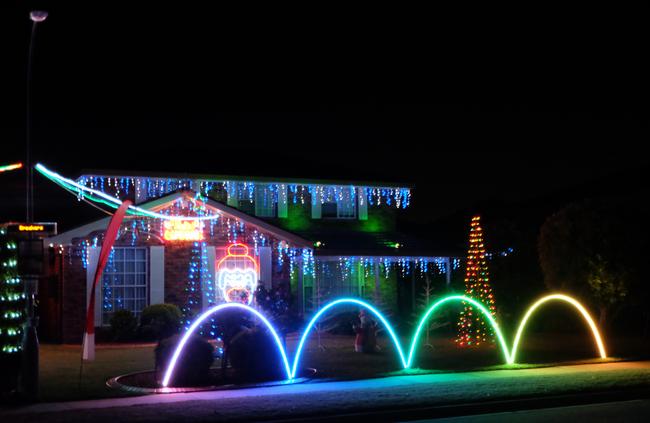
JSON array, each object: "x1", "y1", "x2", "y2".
[{"x1": 407, "y1": 295, "x2": 512, "y2": 367}]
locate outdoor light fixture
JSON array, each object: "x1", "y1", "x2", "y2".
[
  {"x1": 0, "y1": 163, "x2": 23, "y2": 173},
  {"x1": 29, "y1": 11, "x2": 48, "y2": 22},
  {"x1": 161, "y1": 293, "x2": 608, "y2": 388}
]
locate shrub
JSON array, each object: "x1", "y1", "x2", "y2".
[
  {"x1": 256, "y1": 285, "x2": 303, "y2": 340},
  {"x1": 155, "y1": 334, "x2": 214, "y2": 387},
  {"x1": 109, "y1": 309, "x2": 137, "y2": 341},
  {"x1": 228, "y1": 326, "x2": 285, "y2": 382},
  {"x1": 325, "y1": 311, "x2": 358, "y2": 335},
  {"x1": 139, "y1": 303, "x2": 182, "y2": 341}
]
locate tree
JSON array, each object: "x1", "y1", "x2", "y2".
[
  {"x1": 412, "y1": 274, "x2": 446, "y2": 348},
  {"x1": 311, "y1": 270, "x2": 331, "y2": 350},
  {"x1": 586, "y1": 255, "x2": 628, "y2": 325},
  {"x1": 456, "y1": 215, "x2": 497, "y2": 347},
  {"x1": 538, "y1": 198, "x2": 637, "y2": 328},
  {"x1": 255, "y1": 284, "x2": 302, "y2": 348}
]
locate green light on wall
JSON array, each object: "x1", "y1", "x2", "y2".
[
  {"x1": 281, "y1": 203, "x2": 312, "y2": 231},
  {"x1": 357, "y1": 213, "x2": 394, "y2": 233}
]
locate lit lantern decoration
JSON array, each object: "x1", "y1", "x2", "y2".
[
  {"x1": 163, "y1": 220, "x2": 204, "y2": 241},
  {"x1": 216, "y1": 243, "x2": 258, "y2": 305}
]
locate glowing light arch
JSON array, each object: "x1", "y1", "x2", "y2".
[
  {"x1": 407, "y1": 295, "x2": 511, "y2": 367},
  {"x1": 290, "y1": 298, "x2": 407, "y2": 378},
  {"x1": 161, "y1": 302, "x2": 291, "y2": 387},
  {"x1": 509, "y1": 293, "x2": 607, "y2": 364},
  {"x1": 161, "y1": 293, "x2": 607, "y2": 388}
]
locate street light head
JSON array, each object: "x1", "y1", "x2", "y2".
[{"x1": 30, "y1": 11, "x2": 48, "y2": 23}]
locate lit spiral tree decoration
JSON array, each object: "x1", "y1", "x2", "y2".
[
  {"x1": 0, "y1": 228, "x2": 25, "y2": 356},
  {"x1": 456, "y1": 215, "x2": 497, "y2": 347}
]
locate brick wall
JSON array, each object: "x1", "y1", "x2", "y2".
[
  {"x1": 60, "y1": 248, "x2": 87, "y2": 343},
  {"x1": 163, "y1": 243, "x2": 193, "y2": 313},
  {"x1": 51, "y1": 214, "x2": 299, "y2": 343}
]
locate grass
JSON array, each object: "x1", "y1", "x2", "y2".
[
  {"x1": 36, "y1": 331, "x2": 648, "y2": 402},
  {"x1": 39, "y1": 344, "x2": 156, "y2": 402},
  {"x1": 287, "y1": 331, "x2": 623, "y2": 380}
]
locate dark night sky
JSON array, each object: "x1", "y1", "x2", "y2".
[{"x1": 2, "y1": 3, "x2": 648, "y2": 234}]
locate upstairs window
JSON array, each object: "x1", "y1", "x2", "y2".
[
  {"x1": 337, "y1": 195, "x2": 356, "y2": 218},
  {"x1": 321, "y1": 201, "x2": 338, "y2": 218},
  {"x1": 255, "y1": 185, "x2": 277, "y2": 217},
  {"x1": 321, "y1": 197, "x2": 356, "y2": 219},
  {"x1": 237, "y1": 199, "x2": 255, "y2": 215},
  {"x1": 236, "y1": 182, "x2": 255, "y2": 214}
]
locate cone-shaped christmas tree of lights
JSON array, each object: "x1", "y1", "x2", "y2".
[{"x1": 456, "y1": 215, "x2": 497, "y2": 347}]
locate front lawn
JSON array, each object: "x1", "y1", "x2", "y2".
[
  {"x1": 40, "y1": 344, "x2": 155, "y2": 402},
  {"x1": 37, "y1": 329, "x2": 641, "y2": 402}
]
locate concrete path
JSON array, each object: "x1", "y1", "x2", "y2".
[
  {"x1": 423, "y1": 399, "x2": 650, "y2": 422},
  {"x1": 3, "y1": 361, "x2": 650, "y2": 422}
]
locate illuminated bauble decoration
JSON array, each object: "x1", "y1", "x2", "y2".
[
  {"x1": 163, "y1": 220, "x2": 204, "y2": 241},
  {"x1": 216, "y1": 243, "x2": 258, "y2": 305}
]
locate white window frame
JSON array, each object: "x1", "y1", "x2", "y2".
[
  {"x1": 255, "y1": 184, "x2": 277, "y2": 217},
  {"x1": 321, "y1": 197, "x2": 357, "y2": 219},
  {"x1": 101, "y1": 247, "x2": 149, "y2": 325},
  {"x1": 336, "y1": 195, "x2": 357, "y2": 219}
]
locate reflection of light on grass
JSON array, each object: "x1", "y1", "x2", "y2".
[{"x1": 389, "y1": 368, "x2": 439, "y2": 376}]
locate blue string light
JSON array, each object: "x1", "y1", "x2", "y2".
[{"x1": 72, "y1": 171, "x2": 411, "y2": 212}]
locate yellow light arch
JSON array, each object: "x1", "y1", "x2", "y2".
[{"x1": 509, "y1": 293, "x2": 607, "y2": 364}]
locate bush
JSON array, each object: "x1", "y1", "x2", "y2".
[
  {"x1": 139, "y1": 303, "x2": 182, "y2": 341},
  {"x1": 109, "y1": 309, "x2": 137, "y2": 341},
  {"x1": 155, "y1": 334, "x2": 214, "y2": 387},
  {"x1": 228, "y1": 326, "x2": 285, "y2": 382},
  {"x1": 325, "y1": 311, "x2": 358, "y2": 335},
  {"x1": 255, "y1": 285, "x2": 303, "y2": 340}
]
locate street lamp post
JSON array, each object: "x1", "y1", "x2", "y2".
[
  {"x1": 20, "y1": 10, "x2": 48, "y2": 401},
  {"x1": 26, "y1": 10, "x2": 48, "y2": 223}
]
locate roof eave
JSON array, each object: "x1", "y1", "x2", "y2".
[{"x1": 77, "y1": 168, "x2": 414, "y2": 189}]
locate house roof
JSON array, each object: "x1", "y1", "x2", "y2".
[
  {"x1": 45, "y1": 190, "x2": 458, "y2": 259},
  {"x1": 77, "y1": 168, "x2": 414, "y2": 189},
  {"x1": 46, "y1": 190, "x2": 312, "y2": 248}
]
